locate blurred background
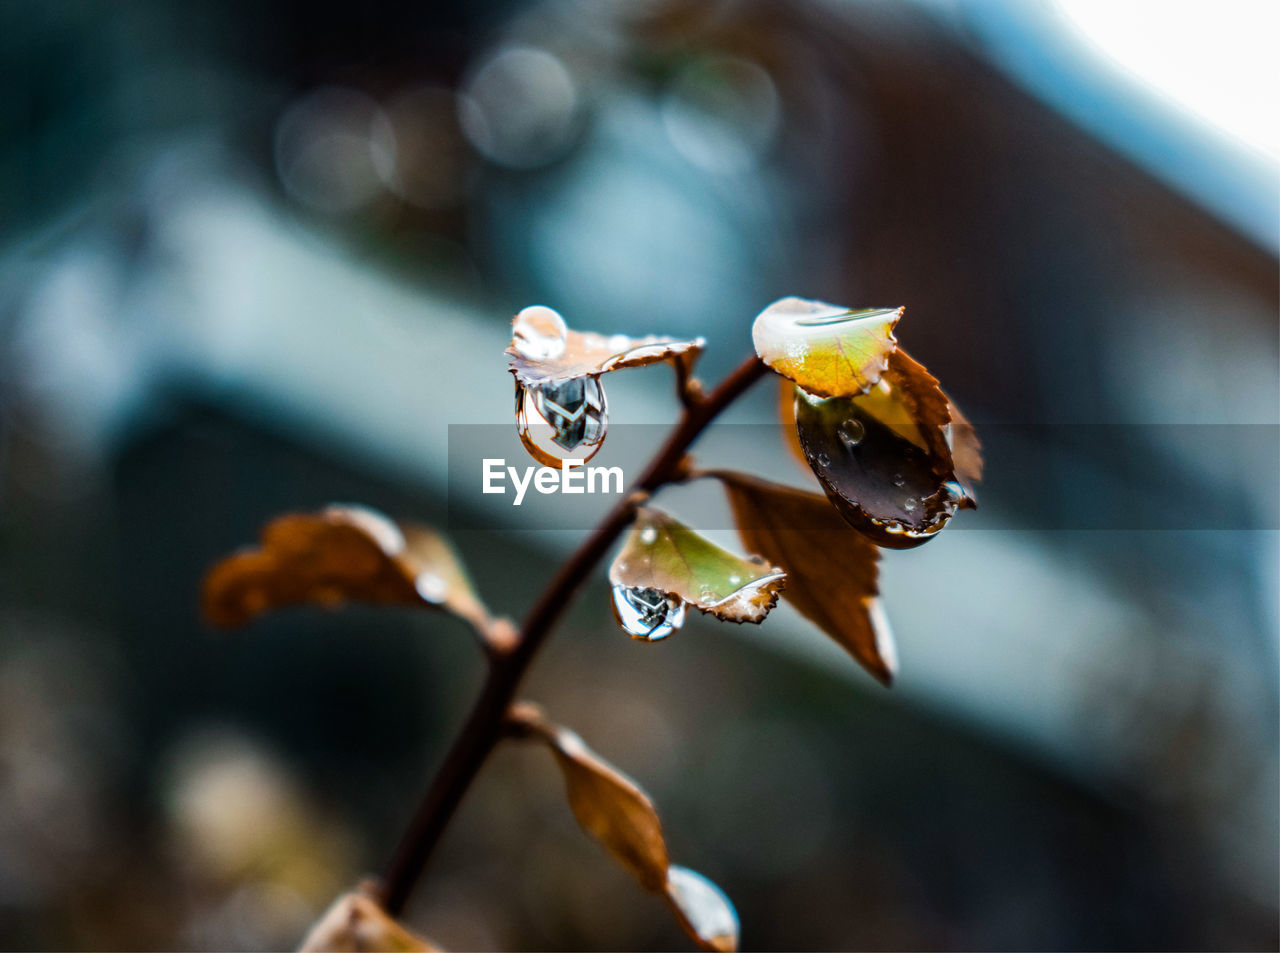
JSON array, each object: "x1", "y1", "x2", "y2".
[{"x1": 0, "y1": 0, "x2": 1276, "y2": 949}]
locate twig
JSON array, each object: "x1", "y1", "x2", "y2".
[{"x1": 378, "y1": 353, "x2": 767, "y2": 915}]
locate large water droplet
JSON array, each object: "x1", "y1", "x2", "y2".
[
  {"x1": 837, "y1": 418, "x2": 864, "y2": 449},
  {"x1": 515, "y1": 376, "x2": 608, "y2": 466},
  {"x1": 611, "y1": 585, "x2": 686, "y2": 641},
  {"x1": 511, "y1": 305, "x2": 568, "y2": 361}
]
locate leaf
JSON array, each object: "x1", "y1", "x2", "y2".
[
  {"x1": 298, "y1": 889, "x2": 440, "y2": 952},
  {"x1": 512, "y1": 704, "x2": 670, "y2": 891},
  {"x1": 751, "y1": 296, "x2": 900, "y2": 399},
  {"x1": 610, "y1": 507, "x2": 786, "y2": 624},
  {"x1": 665, "y1": 866, "x2": 740, "y2": 953},
  {"x1": 202, "y1": 505, "x2": 491, "y2": 632},
  {"x1": 506, "y1": 305, "x2": 704, "y2": 386},
  {"x1": 509, "y1": 705, "x2": 739, "y2": 952},
  {"x1": 715, "y1": 472, "x2": 896, "y2": 684},
  {"x1": 794, "y1": 348, "x2": 979, "y2": 549}
]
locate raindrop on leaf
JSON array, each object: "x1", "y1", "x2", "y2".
[
  {"x1": 511, "y1": 305, "x2": 569, "y2": 361},
  {"x1": 611, "y1": 585, "x2": 687, "y2": 641},
  {"x1": 837, "y1": 418, "x2": 864, "y2": 449}
]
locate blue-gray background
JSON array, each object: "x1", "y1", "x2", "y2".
[{"x1": 0, "y1": 1, "x2": 1276, "y2": 950}]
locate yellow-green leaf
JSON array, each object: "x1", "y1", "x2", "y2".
[
  {"x1": 752, "y1": 296, "x2": 900, "y2": 399},
  {"x1": 610, "y1": 507, "x2": 786, "y2": 624}
]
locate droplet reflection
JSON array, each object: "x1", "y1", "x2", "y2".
[
  {"x1": 611, "y1": 586, "x2": 686, "y2": 641},
  {"x1": 515, "y1": 376, "x2": 608, "y2": 467}
]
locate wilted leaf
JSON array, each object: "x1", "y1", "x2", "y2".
[
  {"x1": 299, "y1": 890, "x2": 440, "y2": 952},
  {"x1": 665, "y1": 866, "x2": 740, "y2": 953},
  {"x1": 947, "y1": 398, "x2": 984, "y2": 503},
  {"x1": 716, "y1": 472, "x2": 896, "y2": 684},
  {"x1": 610, "y1": 507, "x2": 786, "y2": 624},
  {"x1": 512, "y1": 705, "x2": 670, "y2": 891},
  {"x1": 509, "y1": 706, "x2": 739, "y2": 952},
  {"x1": 794, "y1": 348, "x2": 979, "y2": 548},
  {"x1": 506, "y1": 305, "x2": 704, "y2": 386},
  {"x1": 202, "y1": 505, "x2": 491, "y2": 632},
  {"x1": 751, "y1": 296, "x2": 900, "y2": 399}
]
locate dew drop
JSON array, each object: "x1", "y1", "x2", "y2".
[
  {"x1": 515, "y1": 376, "x2": 608, "y2": 466},
  {"x1": 816, "y1": 452, "x2": 831, "y2": 467},
  {"x1": 837, "y1": 418, "x2": 864, "y2": 449},
  {"x1": 611, "y1": 585, "x2": 686, "y2": 641},
  {"x1": 903, "y1": 499, "x2": 917, "y2": 513},
  {"x1": 415, "y1": 572, "x2": 448, "y2": 603},
  {"x1": 892, "y1": 473, "x2": 905, "y2": 487},
  {"x1": 728, "y1": 573, "x2": 741, "y2": 586},
  {"x1": 639, "y1": 525, "x2": 658, "y2": 545},
  {"x1": 511, "y1": 305, "x2": 568, "y2": 361}
]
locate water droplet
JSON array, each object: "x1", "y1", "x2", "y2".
[
  {"x1": 816, "y1": 452, "x2": 830, "y2": 467},
  {"x1": 903, "y1": 499, "x2": 917, "y2": 513},
  {"x1": 639, "y1": 525, "x2": 658, "y2": 545},
  {"x1": 511, "y1": 305, "x2": 568, "y2": 360},
  {"x1": 515, "y1": 376, "x2": 608, "y2": 466},
  {"x1": 837, "y1": 418, "x2": 864, "y2": 449},
  {"x1": 415, "y1": 572, "x2": 448, "y2": 603},
  {"x1": 727, "y1": 573, "x2": 741, "y2": 586},
  {"x1": 892, "y1": 473, "x2": 905, "y2": 487},
  {"x1": 611, "y1": 585, "x2": 686, "y2": 641}
]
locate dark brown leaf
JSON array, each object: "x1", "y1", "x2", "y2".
[
  {"x1": 794, "y1": 348, "x2": 978, "y2": 548},
  {"x1": 506, "y1": 305, "x2": 704, "y2": 386},
  {"x1": 716, "y1": 472, "x2": 896, "y2": 684},
  {"x1": 298, "y1": 889, "x2": 440, "y2": 952},
  {"x1": 202, "y1": 505, "x2": 490, "y2": 632}
]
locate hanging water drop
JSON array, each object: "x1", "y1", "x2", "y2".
[
  {"x1": 611, "y1": 585, "x2": 686, "y2": 641},
  {"x1": 515, "y1": 375, "x2": 608, "y2": 467},
  {"x1": 836, "y1": 418, "x2": 864, "y2": 449},
  {"x1": 511, "y1": 305, "x2": 568, "y2": 361}
]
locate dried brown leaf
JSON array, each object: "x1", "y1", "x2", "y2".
[
  {"x1": 506, "y1": 305, "x2": 704, "y2": 386},
  {"x1": 664, "y1": 865, "x2": 740, "y2": 953},
  {"x1": 298, "y1": 890, "x2": 440, "y2": 952},
  {"x1": 512, "y1": 706, "x2": 670, "y2": 891},
  {"x1": 509, "y1": 707, "x2": 739, "y2": 951},
  {"x1": 716, "y1": 472, "x2": 896, "y2": 684},
  {"x1": 610, "y1": 507, "x2": 786, "y2": 624},
  {"x1": 202, "y1": 505, "x2": 490, "y2": 632},
  {"x1": 794, "y1": 348, "x2": 978, "y2": 548}
]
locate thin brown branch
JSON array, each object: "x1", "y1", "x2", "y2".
[{"x1": 378, "y1": 353, "x2": 768, "y2": 916}]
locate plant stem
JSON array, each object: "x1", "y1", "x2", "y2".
[{"x1": 379, "y1": 353, "x2": 767, "y2": 916}]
